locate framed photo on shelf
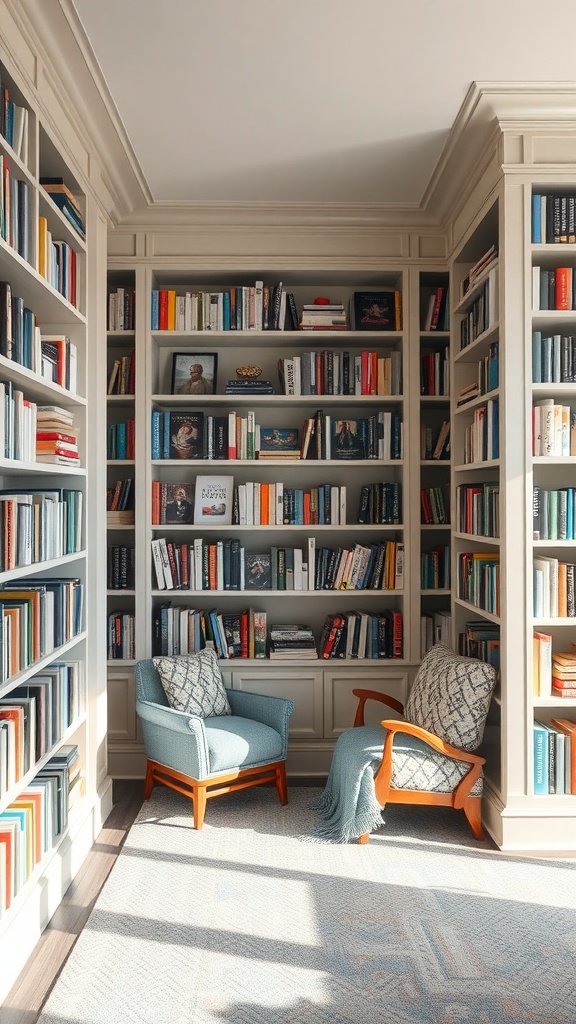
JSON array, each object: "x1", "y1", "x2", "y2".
[
  {"x1": 170, "y1": 352, "x2": 217, "y2": 395},
  {"x1": 193, "y1": 474, "x2": 234, "y2": 525},
  {"x1": 353, "y1": 291, "x2": 401, "y2": 331}
]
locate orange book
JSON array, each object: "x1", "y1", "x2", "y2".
[
  {"x1": 208, "y1": 544, "x2": 218, "y2": 590},
  {"x1": 38, "y1": 216, "x2": 48, "y2": 278},
  {"x1": 558, "y1": 562, "x2": 568, "y2": 618},
  {"x1": 13, "y1": 793, "x2": 43, "y2": 864},
  {"x1": 303, "y1": 491, "x2": 311, "y2": 525},
  {"x1": 0, "y1": 706, "x2": 24, "y2": 780},
  {"x1": 167, "y1": 290, "x2": 176, "y2": 331},
  {"x1": 260, "y1": 483, "x2": 269, "y2": 525},
  {"x1": 550, "y1": 718, "x2": 576, "y2": 793},
  {"x1": 151, "y1": 481, "x2": 161, "y2": 524},
  {"x1": 0, "y1": 590, "x2": 41, "y2": 663},
  {"x1": 554, "y1": 267, "x2": 572, "y2": 311}
]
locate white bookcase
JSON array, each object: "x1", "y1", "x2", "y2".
[{"x1": 0, "y1": 37, "x2": 110, "y2": 1002}]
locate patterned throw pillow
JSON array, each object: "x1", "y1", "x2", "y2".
[
  {"x1": 405, "y1": 644, "x2": 496, "y2": 752},
  {"x1": 152, "y1": 649, "x2": 231, "y2": 718}
]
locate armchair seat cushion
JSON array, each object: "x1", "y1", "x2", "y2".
[
  {"x1": 204, "y1": 715, "x2": 284, "y2": 773},
  {"x1": 388, "y1": 729, "x2": 484, "y2": 797}
]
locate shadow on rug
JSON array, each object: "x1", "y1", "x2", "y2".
[{"x1": 37, "y1": 785, "x2": 576, "y2": 1024}]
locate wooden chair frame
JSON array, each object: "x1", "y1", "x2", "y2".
[
  {"x1": 352, "y1": 688, "x2": 486, "y2": 844},
  {"x1": 144, "y1": 758, "x2": 288, "y2": 830}
]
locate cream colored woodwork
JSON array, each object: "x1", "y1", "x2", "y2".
[
  {"x1": 231, "y1": 668, "x2": 324, "y2": 740},
  {"x1": 323, "y1": 668, "x2": 408, "y2": 738}
]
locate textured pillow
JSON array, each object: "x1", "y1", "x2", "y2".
[
  {"x1": 152, "y1": 649, "x2": 231, "y2": 718},
  {"x1": 405, "y1": 644, "x2": 496, "y2": 752}
]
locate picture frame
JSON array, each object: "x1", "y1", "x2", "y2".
[{"x1": 170, "y1": 352, "x2": 217, "y2": 395}]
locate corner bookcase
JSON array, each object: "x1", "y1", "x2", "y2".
[{"x1": 0, "y1": 49, "x2": 110, "y2": 1000}]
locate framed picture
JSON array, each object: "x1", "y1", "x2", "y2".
[
  {"x1": 170, "y1": 352, "x2": 217, "y2": 395},
  {"x1": 353, "y1": 291, "x2": 401, "y2": 331}
]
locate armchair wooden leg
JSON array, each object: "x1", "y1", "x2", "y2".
[
  {"x1": 357, "y1": 833, "x2": 370, "y2": 844},
  {"x1": 192, "y1": 784, "x2": 207, "y2": 830},
  {"x1": 463, "y1": 797, "x2": 484, "y2": 840},
  {"x1": 143, "y1": 760, "x2": 155, "y2": 799},
  {"x1": 275, "y1": 763, "x2": 288, "y2": 806}
]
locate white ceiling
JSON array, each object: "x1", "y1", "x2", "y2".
[{"x1": 71, "y1": 0, "x2": 576, "y2": 208}]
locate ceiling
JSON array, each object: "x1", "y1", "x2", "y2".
[{"x1": 70, "y1": 0, "x2": 576, "y2": 208}]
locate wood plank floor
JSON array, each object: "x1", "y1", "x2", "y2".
[{"x1": 1, "y1": 780, "x2": 144, "y2": 1024}]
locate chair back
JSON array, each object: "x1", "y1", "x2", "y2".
[
  {"x1": 135, "y1": 659, "x2": 169, "y2": 707},
  {"x1": 405, "y1": 644, "x2": 496, "y2": 752}
]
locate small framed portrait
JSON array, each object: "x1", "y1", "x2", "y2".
[{"x1": 170, "y1": 352, "x2": 217, "y2": 395}]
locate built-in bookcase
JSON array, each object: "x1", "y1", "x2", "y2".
[{"x1": 0, "y1": 46, "x2": 109, "y2": 1001}]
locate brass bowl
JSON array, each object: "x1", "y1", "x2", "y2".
[{"x1": 236, "y1": 365, "x2": 262, "y2": 379}]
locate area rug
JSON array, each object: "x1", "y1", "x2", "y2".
[{"x1": 38, "y1": 786, "x2": 576, "y2": 1024}]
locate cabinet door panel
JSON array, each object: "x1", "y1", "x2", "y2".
[
  {"x1": 107, "y1": 668, "x2": 138, "y2": 742},
  {"x1": 323, "y1": 668, "x2": 408, "y2": 738},
  {"x1": 231, "y1": 668, "x2": 323, "y2": 739}
]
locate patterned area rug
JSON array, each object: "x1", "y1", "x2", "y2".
[{"x1": 38, "y1": 786, "x2": 576, "y2": 1024}]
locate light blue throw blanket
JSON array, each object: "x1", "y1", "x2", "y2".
[{"x1": 305, "y1": 725, "x2": 386, "y2": 843}]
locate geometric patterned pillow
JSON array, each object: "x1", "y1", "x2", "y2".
[
  {"x1": 152, "y1": 648, "x2": 231, "y2": 718},
  {"x1": 405, "y1": 643, "x2": 496, "y2": 752}
]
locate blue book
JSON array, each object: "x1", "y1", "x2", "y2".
[
  {"x1": 532, "y1": 331, "x2": 542, "y2": 383},
  {"x1": 223, "y1": 291, "x2": 230, "y2": 331},
  {"x1": 533, "y1": 720, "x2": 549, "y2": 794},
  {"x1": 532, "y1": 192, "x2": 542, "y2": 244},
  {"x1": 151, "y1": 411, "x2": 161, "y2": 460},
  {"x1": 151, "y1": 290, "x2": 159, "y2": 330},
  {"x1": 162, "y1": 411, "x2": 171, "y2": 459}
]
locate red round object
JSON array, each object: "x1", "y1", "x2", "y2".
[{"x1": 314, "y1": 296, "x2": 331, "y2": 305}]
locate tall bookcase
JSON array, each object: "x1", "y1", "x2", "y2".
[{"x1": 0, "y1": 41, "x2": 110, "y2": 1000}]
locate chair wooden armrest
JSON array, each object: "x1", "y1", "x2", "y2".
[
  {"x1": 375, "y1": 719, "x2": 486, "y2": 809},
  {"x1": 352, "y1": 688, "x2": 405, "y2": 727}
]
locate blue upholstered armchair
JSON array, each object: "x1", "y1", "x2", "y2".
[{"x1": 135, "y1": 654, "x2": 294, "y2": 829}]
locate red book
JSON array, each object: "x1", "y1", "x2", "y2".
[
  {"x1": 158, "y1": 289, "x2": 169, "y2": 330},
  {"x1": 552, "y1": 683, "x2": 576, "y2": 698},
  {"x1": 554, "y1": 267, "x2": 572, "y2": 311},
  {"x1": 36, "y1": 430, "x2": 77, "y2": 444},
  {"x1": 240, "y1": 610, "x2": 249, "y2": 658},
  {"x1": 0, "y1": 831, "x2": 13, "y2": 908}
]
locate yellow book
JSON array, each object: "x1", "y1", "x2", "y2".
[
  {"x1": 167, "y1": 290, "x2": 176, "y2": 331},
  {"x1": 38, "y1": 216, "x2": 48, "y2": 278}
]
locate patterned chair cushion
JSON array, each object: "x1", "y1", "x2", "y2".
[
  {"x1": 152, "y1": 649, "x2": 231, "y2": 718},
  {"x1": 405, "y1": 644, "x2": 496, "y2": 752},
  {"x1": 390, "y1": 729, "x2": 484, "y2": 796}
]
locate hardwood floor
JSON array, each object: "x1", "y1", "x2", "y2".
[{"x1": 1, "y1": 780, "x2": 144, "y2": 1024}]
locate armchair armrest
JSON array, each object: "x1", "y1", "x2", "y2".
[
  {"x1": 375, "y1": 718, "x2": 486, "y2": 809},
  {"x1": 226, "y1": 689, "x2": 294, "y2": 758},
  {"x1": 352, "y1": 688, "x2": 405, "y2": 727},
  {"x1": 136, "y1": 699, "x2": 210, "y2": 779}
]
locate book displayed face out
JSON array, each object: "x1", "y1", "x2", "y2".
[{"x1": 193, "y1": 476, "x2": 234, "y2": 526}]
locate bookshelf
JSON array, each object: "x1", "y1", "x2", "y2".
[
  {"x1": 106, "y1": 266, "x2": 420, "y2": 777},
  {"x1": 0, "y1": 47, "x2": 110, "y2": 1000}
]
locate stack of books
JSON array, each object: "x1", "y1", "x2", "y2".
[
  {"x1": 36, "y1": 406, "x2": 80, "y2": 465},
  {"x1": 40, "y1": 177, "x2": 86, "y2": 240},
  {"x1": 225, "y1": 378, "x2": 275, "y2": 395},
  {"x1": 268, "y1": 623, "x2": 318, "y2": 660},
  {"x1": 299, "y1": 303, "x2": 347, "y2": 330},
  {"x1": 551, "y1": 649, "x2": 576, "y2": 698}
]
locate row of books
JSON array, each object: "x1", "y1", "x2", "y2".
[
  {"x1": 277, "y1": 349, "x2": 402, "y2": 397},
  {"x1": 420, "y1": 486, "x2": 449, "y2": 526},
  {"x1": 532, "y1": 332, "x2": 576, "y2": 384},
  {"x1": 0, "y1": 282, "x2": 78, "y2": 392},
  {"x1": 107, "y1": 420, "x2": 135, "y2": 461},
  {"x1": 0, "y1": 487, "x2": 83, "y2": 572},
  {"x1": 533, "y1": 719, "x2": 576, "y2": 795},
  {"x1": 458, "y1": 551, "x2": 500, "y2": 616},
  {"x1": 107, "y1": 546, "x2": 135, "y2": 590},
  {"x1": 457, "y1": 620, "x2": 500, "y2": 671},
  {"x1": 460, "y1": 246, "x2": 498, "y2": 299},
  {"x1": 107, "y1": 287, "x2": 135, "y2": 331},
  {"x1": 463, "y1": 399, "x2": 499, "y2": 464},
  {"x1": 532, "y1": 192, "x2": 576, "y2": 245},
  {"x1": 533, "y1": 486, "x2": 576, "y2": 541},
  {"x1": 151, "y1": 408, "x2": 403, "y2": 463},
  {"x1": 38, "y1": 216, "x2": 78, "y2": 308},
  {"x1": 421, "y1": 545, "x2": 450, "y2": 590},
  {"x1": 421, "y1": 285, "x2": 449, "y2": 332},
  {"x1": 152, "y1": 605, "x2": 267, "y2": 659},
  {"x1": 107, "y1": 611, "x2": 135, "y2": 660},
  {"x1": 0, "y1": 577, "x2": 84, "y2": 683},
  {"x1": 150, "y1": 282, "x2": 291, "y2": 333},
  {"x1": 0, "y1": 73, "x2": 28, "y2": 162},
  {"x1": 420, "y1": 346, "x2": 449, "y2": 396},
  {"x1": 0, "y1": 664, "x2": 83, "y2": 792},
  {"x1": 107, "y1": 350, "x2": 135, "y2": 395},
  {"x1": 420, "y1": 420, "x2": 450, "y2": 460},
  {"x1": 357, "y1": 482, "x2": 401, "y2": 525},
  {"x1": 318, "y1": 609, "x2": 403, "y2": 660},
  {"x1": 0, "y1": 156, "x2": 29, "y2": 261},
  {"x1": 533, "y1": 400, "x2": 576, "y2": 458},
  {"x1": 532, "y1": 266, "x2": 576, "y2": 311},
  {"x1": 151, "y1": 479, "x2": 350, "y2": 527},
  {"x1": 458, "y1": 267, "x2": 499, "y2": 349},
  {"x1": 150, "y1": 537, "x2": 404, "y2": 593},
  {"x1": 456, "y1": 343, "x2": 499, "y2": 406},
  {"x1": 420, "y1": 609, "x2": 451, "y2": 657},
  {"x1": 0, "y1": 745, "x2": 81, "y2": 913},
  {"x1": 1, "y1": 381, "x2": 36, "y2": 462},
  {"x1": 533, "y1": 556, "x2": 576, "y2": 619},
  {"x1": 40, "y1": 177, "x2": 85, "y2": 240},
  {"x1": 456, "y1": 482, "x2": 500, "y2": 538},
  {"x1": 106, "y1": 478, "x2": 134, "y2": 513}
]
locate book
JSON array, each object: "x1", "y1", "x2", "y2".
[
  {"x1": 193, "y1": 476, "x2": 234, "y2": 526},
  {"x1": 245, "y1": 552, "x2": 272, "y2": 590},
  {"x1": 353, "y1": 291, "x2": 401, "y2": 331},
  {"x1": 169, "y1": 412, "x2": 205, "y2": 460}
]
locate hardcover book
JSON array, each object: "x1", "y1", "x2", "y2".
[
  {"x1": 353, "y1": 290, "x2": 401, "y2": 331},
  {"x1": 161, "y1": 483, "x2": 194, "y2": 524},
  {"x1": 331, "y1": 419, "x2": 367, "y2": 460},
  {"x1": 245, "y1": 552, "x2": 272, "y2": 590},
  {"x1": 259, "y1": 427, "x2": 300, "y2": 456},
  {"x1": 169, "y1": 412, "x2": 205, "y2": 460},
  {"x1": 193, "y1": 476, "x2": 234, "y2": 525}
]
